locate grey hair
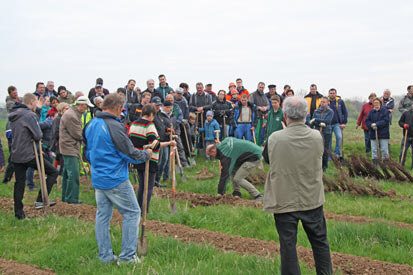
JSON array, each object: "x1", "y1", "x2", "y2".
[
  {"x1": 147, "y1": 79, "x2": 155, "y2": 84},
  {"x1": 282, "y1": 96, "x2": 308, "y2": 121},
  {"x1": 94, "y1": 96, "x2": 103, "y2": 105}
]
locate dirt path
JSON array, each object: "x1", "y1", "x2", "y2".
[
  {"x1": 0, "y1": 198, "x2": 411, "y2": 274},
  {"x1": 0, "y1": 258, "x2": 54, "y2": 275},
  {"x1": 152, "y1": 188, "x2": 413, "y2": 231}
]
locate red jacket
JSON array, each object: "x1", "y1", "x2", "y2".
[{"x1": 357, "y1": 102, "x2": 374, "y2": 130}]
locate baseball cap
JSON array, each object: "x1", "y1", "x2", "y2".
[
  {"x1": 95, "y1": 84, "x2": 103, "y2": 88},
  {"x1": 76, "y1": 96, "x2": 94, "y2": 107},
  {"x1": 228, "y1": 82, "x2": 236, "y2": 88},
  {"x1": 176, "y1": 87, "x2": 184, "y2": 94},
  {"x1": 206, "y1": 110, "x2": 214, "y2": 117},
  {"x1": 151, "y1": 96, "x2": 162, "y2": 105},
  {"x1": 231, "y1": 89, "x2": 239, "y2": 95}
]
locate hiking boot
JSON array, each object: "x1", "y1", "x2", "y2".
[
  {"x1": 117, "y1": 255, "x2": 142, "y2": 265},
  {"x1": 155, "y1": 181, "x2": 166, "y2": 188},
  {"x1": 232, "y1": 191, "x2": 242, "y2": 198},
  {"x1": 15, "y1": 213, "x2": 27, "y2": 220},
  {"x1": 254, "y1": 194, "x2": 264, "y2": 201},
  {"x1": 35, "y1": 201, "x2": 57, "y2": 209},
  {"x1": 68, "y1": 200, "x2": 83, "y2": 204}
]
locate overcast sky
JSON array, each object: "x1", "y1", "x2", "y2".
[{"x1": 1, "y1": 0, "x2": 412, "y2": 103}]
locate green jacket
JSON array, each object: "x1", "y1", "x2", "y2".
[
  {"x1": 265, "y1": 108, "x2": 284, "y2": 142},
  {"x1": 263, "y1": 122, "x2": 324, "y2": 214},
  {"x1": 217, "y1": 137, "x2": 262, "y2": 175}
]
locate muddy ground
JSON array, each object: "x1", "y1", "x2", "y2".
[
  {"x1": 0, "y1": 197, "x2": 411, "y2": 274},
  {"x1": 0, "y1": 258, "x2": 54, "y2": 275},
  {"x1": 152, "y1": 188, "x2": 413, "y2": 231}
]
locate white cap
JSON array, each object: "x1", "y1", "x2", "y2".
[{"x1": 77, "y1": 96, "x2": 94, "y2": 107}]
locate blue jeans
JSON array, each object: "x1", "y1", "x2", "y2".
[
  {"x1": 364, "y1": 130, "x2": 371, "y2": 153},
  {"x1": 95, "y1": 179, "x2": 140, "y2": 263},
  {"x1": 370, "y1": 139, "x2": 389, "y2": 160},
  {"x1": 235, "y1": 123, "x2": 253, "y2": 141},
  {"x1": 156, "y1": 146, "x2": 170, "y2": 182},
  {"x1": 329, "y1": 123, "x2": 342, "y2": 157},
  {"x1": 26, "y1": 168, "x2": 35, "y2": 188}
]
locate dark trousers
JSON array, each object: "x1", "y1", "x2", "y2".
[
  {"x1": 322, "y1": 133, "x2": 332, "y2": 170},
  {"x1": 274, "y1": 206, "x2": 332, "y2": 275},
  {"x1": 13, "y1": 158, "x2": 58, "y2": 218},
  {"x1": 363, "y1": 130, "x2": 371, "y2": 153},
  {"x1": 400, "y1": 136, "x2": 413, "y2": 168},
  {"x1": 4, "y1": 151, "x2": 14, "y2": 182},
  {"x1": 137, "y1": 170, "x2": 156, "y2": 213}
]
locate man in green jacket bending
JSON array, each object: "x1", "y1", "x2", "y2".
[{"x1": 206, "y1": 137, "x2": 263, "y2": 201}]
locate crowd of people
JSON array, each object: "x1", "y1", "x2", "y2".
[{"x1": 2, "y1": 75, "x2": 412, "y2": 271}]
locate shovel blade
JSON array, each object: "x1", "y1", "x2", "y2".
[
  {"x1": 137, "y1": 236, "x2": 148, "y2": 256},
  {"x1": 170, "y1": 201, "x2": 177, "y2": 214}
]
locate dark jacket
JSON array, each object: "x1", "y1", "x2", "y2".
[
  {"x1": 312, "y1": 106, "x2": 334, "y2": 135},
  {"x1": 84, "y1": 112, "x2": 150, "y2": 190},
  {"x1": 8, "y1": 102, "x2": 43, "y2": 163},
  {"x1": 0, "y1": 139, "x2": 4, "y2": 167},
  {"x1": 328, "y1": 96, "x2": 348, "y2": 125},
  {"x1": 365, "y1": 107, "x2": 390, "y2": 140},
  {"x1": 39, "y1": 117, "x2": 53, "y2": 148},
  {"x1": 249, "y1": 90, "x2": 269, "y2": 118},
  {"x1": 183, "y1": 92, "x2": 191, "y2": 103},
  {"x1": 398, "y1": 110, "x2": 413, "y2": 138},
  {"x1": 88, "y1": 87, "x2": 109, "y2": 102},
  {"x1": 381, "y1": 96, "x2": 394, "y2": 111},
  {"x1": 175, "y1": 97, "x2": 190, "y2": 120},
  {"x1": 212, "y1": 99, "x2": 233, "y2": 125},
  {"x1": 265, "y1": 92, "x2": 283, "y2": 108},
  {"x1": 189, "y1": 92, "x2": 213, "y2": 112},
  {"x1": 398, "y1": 95, "x2": 413, "y2": 114},
  {"x1": 51, "y1": 114, "x2": 62, "y2": 153},
  {"x1": 128, "y1": 103, "x2": 143, "y2": 123},
  {"x1": 125, "y1": 89, "x2": 139, "y2": 105}
]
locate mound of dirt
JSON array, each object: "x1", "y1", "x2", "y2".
[
  {"x1": 0, "y1": 197, "x2": 411, "y2": 274},
  {"x1": 192, "y1": 167, "x2": 215, "y2": 180},
  {"x1": 0, "y1": 258, "x2": 54, "y2": 275},
  {"x1": 246, "y1": 169, "x2": 267, "y2": 185}
]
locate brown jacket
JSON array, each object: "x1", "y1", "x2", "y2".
[
  {"x1": 59, "y1": 106, "x2": 83, "y2": 157},
  {"x1": 58, "y1": 93, "x2": 75, "y2": 105},
  {"x1": 263, "y1": 122, "x2": 325, "y2": 214}
]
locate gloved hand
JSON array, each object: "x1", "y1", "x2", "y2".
[
  {"x1": 320, "y1": 122, "x2": 326, "y2": 128},
  {"x1": 404, "y1": 124, "x2": 409, "y2": 130},
  {"x1": 371, "y1": 123, "x2": 377, "y2": 130},
  {"x1": 310, "y1": 118, "x2": 316, "y2": 124}
]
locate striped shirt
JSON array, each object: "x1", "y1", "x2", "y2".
[{"x1": 129, "y1": 118, "x2": 161, "y2": 172}]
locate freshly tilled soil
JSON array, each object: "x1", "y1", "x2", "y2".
[
  {"x1": 0, "y1": 197, "x2": 412, "y2": 274},
  {"x1": 0, "y1": 258, "x2": 55, "y2": 275}
]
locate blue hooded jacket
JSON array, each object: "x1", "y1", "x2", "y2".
[
  {"x1": 84, "y1": 112, "x2": 149, "y2": 190},
  {"x1": 312, "y1": 106, "x2": 334, "y2": 135},
  {"x1": 199, "y1": 119, "x2": 220, "y2": 141},
  {"x1": 365, "y1": 107, "x2": 390, "y2": 140}
]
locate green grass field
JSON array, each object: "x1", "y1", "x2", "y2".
[{"x1": 0, "y1": 119, "x2": 412, "y2": 274}]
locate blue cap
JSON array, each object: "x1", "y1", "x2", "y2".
[
  {"x1": 151, "y1": 96, "x2": 162, "y2": 105},
  {"x1": 206, "y1": 110, "x2": 214, "y2": 117}
]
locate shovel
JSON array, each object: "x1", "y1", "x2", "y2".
[
  {"x1": 175, "y1": 147, "x2": 187, "y2": 182},
  {"x1": 252, "y1": 128, "x2": 257, "y2": 144},
  {"x1": 170, "y1": 147, "x2": 177, "y2": 214},
  {"x1": 33, "y1": 140, "x2": 49, "y2": 211},
  {"x1": 182, "y1": 122, "x2": 196, "y2": 166},
  {"x1": 400, "y1": 129, "x2": 408, "y2": 165},
  {"x1": 375, "y1": 127, "x2": 381, "y2": 160},
  {"x1": 138, "y1": 160, "x2": 150, "y2": 256},
  {"x1": 80, "y1": 156, "x2": 91, "y2": 190}
]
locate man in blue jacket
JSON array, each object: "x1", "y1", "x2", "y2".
[
  {"x1": 85, "y1": 93, "x2": 152, "y2": 265},
  {"x1": 310, "y1": 97, "x2": 333, "y2": 171},
  {"x1": 328, "y1": 88, "x2": 348, "y2": 158}
]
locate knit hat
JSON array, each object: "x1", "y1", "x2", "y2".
[
  {"x1": 228, "y1": 82, "x2": 236, "y2": 88},
  {"x1": 231, "y1": 89, "x2": 239, "y2": 95},
  {"x1": 163, "y1": 101, "x2": 173, "y2": 107},
  {"x1": 206, "y1": 110, "x2": 214, "y2": 117}
]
